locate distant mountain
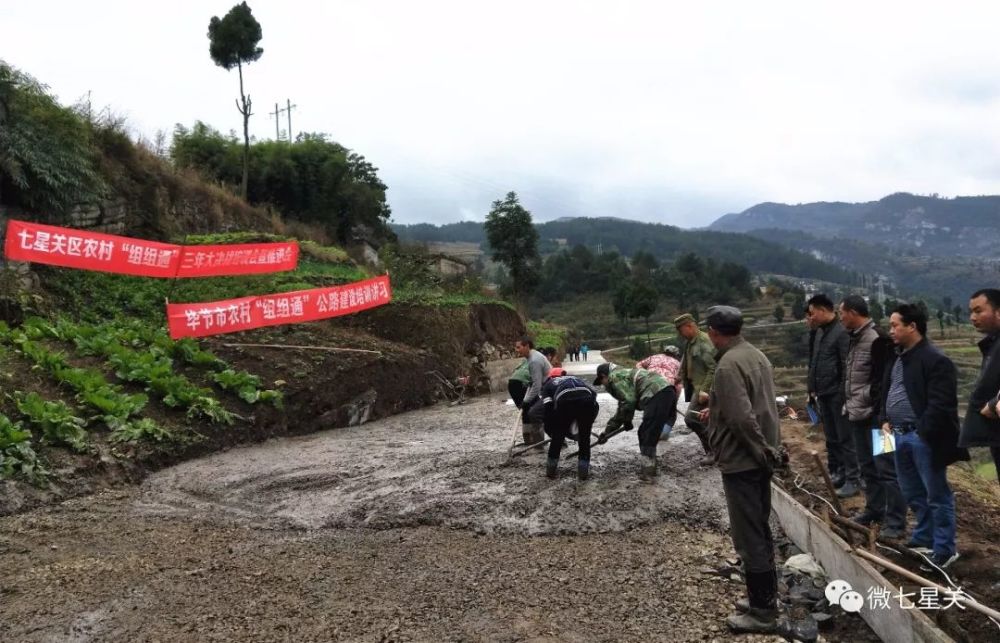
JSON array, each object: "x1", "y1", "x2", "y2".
[
  {"x1": 742, "y1": 229, "x2": 1000, "y2": 303},
  {"x1": 393, "y1": 217, "x2": 853, "y2": 284},
  {"x1": 709, "y1": 192, "x2": 1000, "y2": 256}
]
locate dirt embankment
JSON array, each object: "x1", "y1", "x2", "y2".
[{"x1": 0, "y1": 302, "x2": 525, "y2": 516}]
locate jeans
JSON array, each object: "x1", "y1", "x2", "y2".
[
  {"x1": 894, "y1": 430, "x2": 956, "y2": 557},
  {"x1": 545, "y1": 398, "x2": 598, "y2": 461},
  {"x1": 816, "y1": 394, "x2": 859, "y2": 482},
  {"x1": 851, "y1": 418, "x2": 906, "y2": 529}
]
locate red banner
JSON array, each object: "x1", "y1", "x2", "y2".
[
  {"x1": 3, "y1": 220, "x2": 298, "y2": 277},
  {"x1": 166, "y1": 275, "x2": 392, "y2": 339}
]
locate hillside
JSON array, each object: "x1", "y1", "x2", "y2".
[
  {"x1": 743, "y1": 229, "x2": 1000, "y2": 303},
  {"x1": 0, "y1": 61, "x2": 526, "y2": 514},
  {"x1": 710, "y1": 192, "x2": 1000, "y2": 257},
  {"x1": 394, "y1": 217, "x2": 853, "y2": 284}
]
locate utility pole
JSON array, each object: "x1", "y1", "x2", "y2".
[
  {"x1": 270, "y1": 100, "x2": 298, "y2": 142},
  {"x1": 269, "y1": 102, "x2": 280, "y2": 140},
  {"x1": 286, "y1": 98, "x2": 297, "y2": 143}
]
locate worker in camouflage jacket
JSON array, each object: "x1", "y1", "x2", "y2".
[
  {"x1": 594, "y1": 362, "x2": 677, "y2": 480},
  {"x1": 675, "y1": 313, "x2": 717, "y2": 464}
]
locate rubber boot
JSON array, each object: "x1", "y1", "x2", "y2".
[
  {"x1": 546, "y1": 458, "x2": 559, "y2": 479},
  {"x1": 691, "y1": 425, "x2": 715, "y2": 466},
  {"x1": 578, "y1": 459, "x2": 590, "y2": 481},
  {"x1": 530, "y1": 424, "x2": 546, "y2": 449},
  {"x1": 728, "y1": 570, "x2": 779, "y2": 633},
  {"x1": 638, "y1": 446, "x2": 658, "y2": 481},
  {"x1": 726, "y1": 607, "x2": 778, "y2": 634}
]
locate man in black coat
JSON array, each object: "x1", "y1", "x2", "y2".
[
  {"x1": 807, "y1": 294, "x2": 860, "y2": 497},
  {"x1": 880, "y1": 304, "x2": 969, "y2": 570},
  {"x1": 959, "y1": 288, "x2": 1000, "y2": 484}
]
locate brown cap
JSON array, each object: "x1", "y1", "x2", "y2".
[{"x1": 673, "y1": 313, "x2": 696, "y2": 328}]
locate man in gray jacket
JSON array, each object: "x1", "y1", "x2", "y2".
[
  {"x1": 840, "y1": 295, "x2": 905, "y2": 538},
  {"x1": 807, "y1": 294, "x2": 860, "y2": 497},
  {"x1": 514, "y1": 335, "x2": 552, "y2": 446},
  {"x1": 700, "y1": 306, "x2": 782, "y2": 635}
]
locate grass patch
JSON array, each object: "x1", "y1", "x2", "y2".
[{"x1": 527, "y1": 320, "x2": 568, "y2": 350}]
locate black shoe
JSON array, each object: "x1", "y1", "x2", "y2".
[
  {"x1": 578, "y1": 460, "x2": 590, "y2": 481},
  {"x1": 879, "y1": 526, "x2": 905, "y2": 539},
  {"x1": 851, "y1": 511, "x2": 881, "y2": 526},
  {"x1": 546, "y1": 458, "x2": 558, "y2": 479},
  {"x1": 905, "y1": 540, "x2": 933, "y2": 555},
  {"x1": 831, "y1": 472, "x2": 846, "y2": 488},
  {"x1": 835, "y1": 481, "x2": 860, "y2": 498},
  {"x1": 920, "y1": 552, "x2": 960, "y2": 572}
]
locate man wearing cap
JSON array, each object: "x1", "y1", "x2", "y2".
[
  {"x1": 675, "y1": 313, "x2": 716, "y2": 465},
  {"x1": 700, "y1": 305, "x2": 782, "y2": 634},
  {"x1": 593, "y1": 362, "x2": 677, "y2": 480}
]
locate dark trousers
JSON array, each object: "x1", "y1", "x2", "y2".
[
  {"x1": 682, "y1": 382, "x2": 712, "y2": 454},
  {"x1": 545, "y1": 398, "x2": 598, "y2": 461},
  {"x1": 722, "y1": 468, "x2": 778, "y2": 609},
  {"x1": 508, "y1": 380, "x2": 527, "y2": 409},
  {"x1": 992, "y1": 447, "x2": 1000, "y2": 484},
  {"x1": 851, "y1": 418, "x2": 906, "y2": 528},
  {"x1": 638, "y1": 388, "x2": 676, "y2": 453},
  {"x1": 817, "y1": 394, "x2": 859, "y2": 482}
]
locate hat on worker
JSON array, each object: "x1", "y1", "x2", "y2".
[
  {"x1": 548, "y1": 367, "x2": 566, "y2": 378},
  {"x1": 704, "y1": 305, "x2": 744, "y2": 334},
  {"x1": 673, "y1": 313, "x2": 696, "y2": 328},
  {"x1": 663, "y1": 345, "x2": 681, "y2": 359},
  {"x1": 593, "y1": 362, "x2": 611, "y2": 386}
]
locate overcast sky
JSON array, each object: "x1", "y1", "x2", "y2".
[{"x1": 4, "y1": 1, "x2": 1000, "y2": 226}]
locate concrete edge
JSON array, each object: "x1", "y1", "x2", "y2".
[{"x1": 770, "y1": 483, "x2": 954, "y2": 643}]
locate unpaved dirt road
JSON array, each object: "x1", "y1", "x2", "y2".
[{"x1": 0, "y1": 355, "x2": 849, "y2": 641}]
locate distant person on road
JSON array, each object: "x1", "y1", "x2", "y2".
[
  {"x1": 840, "y1": 295, "x2": 906, "y2": 539},
  {"x1": 806, "y1": 294, "x2": 860, "y2": 498},
  {"x1": 675, "y1": 313, "x2": 716, "y2": 466},
  {"x1": 539, "y1": 369, "x2": 600, "y2": 480},
  {"x1": 581, "y1": 343, "x2": 589, "y2": 361},
  {"x1": 593, "y1": 362, "x2": 677, "y2": 481},
  {"x1": 698, "y1": 306, "x2": 782, "y2": 635},
  {"x1": 880, "y1": 304, "x2": 969, "y2": 570},
  {"x1": 959, "y1": 288, "x2": 1000, "y2": 484},
  {"x1": 514, "y1": 336, "x2": 552, "y2": 447}
]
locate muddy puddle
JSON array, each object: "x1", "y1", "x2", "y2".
[{"x1": 135, "y1": 391, "x2": 730, "y2": 536}]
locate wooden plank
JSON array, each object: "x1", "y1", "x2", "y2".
[{"x1": 771, "y1": 484, "x2": 953, "y2": 643}]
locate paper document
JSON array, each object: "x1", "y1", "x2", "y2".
[{"x1": 873, "y1": 428, "x2": 896, "y2": 456}]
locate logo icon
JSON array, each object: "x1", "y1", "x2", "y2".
[{"x1": 825, "y1": 579, "x2": 864, "y2": 613}]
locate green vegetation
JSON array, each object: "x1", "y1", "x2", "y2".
[
  {"x1": 12, "y1": 391, "x2": 89, "y2": 453},
  {"x1": 394, "y1": 217, "x2": 853, "y2": 284},
  {"x1": 484, "y1": 192, "x2": 541, "y2": 300},
  {"x1": 0, "y1": 413, "x2": 48, "y2": 485},
  {"x1": 207, "y1": 1, "x2": 264, "y2": 199},
  {"x1": 526, "y1": 321, "x2": 568, "y2": 352},
  {"x1": 0, "y1": 61, "x2": 106, "y2": 213},
  {"x1": 172, "y1": 123, "x2": 393, "y2": 244}
]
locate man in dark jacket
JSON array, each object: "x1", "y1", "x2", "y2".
[
  {"x1": 538, "y1": 369, "x2": 600, "y2": 480},
  {"x1": 807, "y1": 294, "x2": 860, "y2": 497},
  {"x1": 840, "y1": 295, "x2": 906, "y2": 538},
  {"x1": 700, "y1": 306, "x2": 782, "y2": 635},
  {"x1": 880, "y1": 304, "x2": 969, "y2": 570},
  {"x1": 959, "y1": 288, "x2": 1000, "y2": 484}
]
